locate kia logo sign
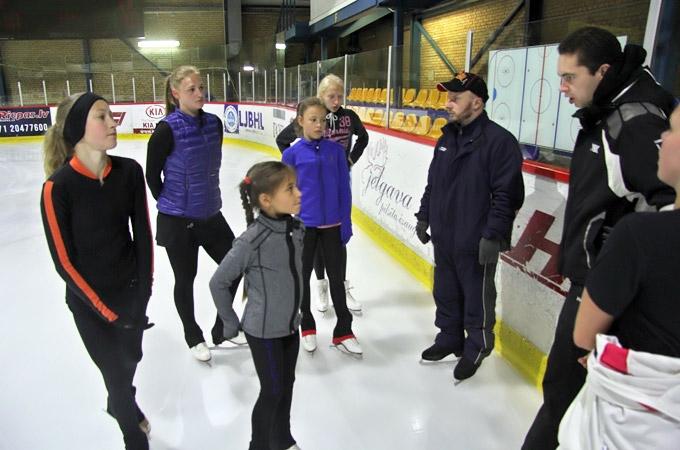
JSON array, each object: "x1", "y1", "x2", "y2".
[{"x1": 145, "y1": 105, "x2": 165, "y2": 119}]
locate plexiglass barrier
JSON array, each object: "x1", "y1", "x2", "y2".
[{"x1": 0, "y1": 0, "x2": 662, "y2": 167}]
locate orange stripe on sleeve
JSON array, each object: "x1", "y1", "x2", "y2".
[{"x1": 43, "y1": 181, "x2": 118, "y2": 322}]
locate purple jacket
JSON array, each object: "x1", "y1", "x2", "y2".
[
  {"x1": 157, "y1": 110, "x2": 223, "y2": 219},
  {"x1": 282, "y1": 138, "x2": 352, "y2": 242}
]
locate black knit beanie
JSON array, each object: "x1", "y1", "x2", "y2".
[{"x1": 63, "y1": 93, "x2": 106, "y2": 147}]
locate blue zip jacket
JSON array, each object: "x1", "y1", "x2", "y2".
[
  {"x1": 416, "y1": 111, "x2": 524, "y2": 254},
  {"x1": 282, "y1": 138, "x2": 352, "y2": 235}
]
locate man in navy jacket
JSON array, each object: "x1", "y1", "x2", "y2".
[{"x1": 415, "y1": 72, "x2": 524, "y2": 381}]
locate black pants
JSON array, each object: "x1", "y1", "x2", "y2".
[
  {"x1": 245, "y1": 332, "x2": 299, "y2": 450},
  {"x1": 432, "y1": 247, "x2": 497, "y2": 363},
  {"x1": 313, "y1": 245, "x2": 347, "y2": 281},
  {"x1": 522, "y1": 283, "x2": 587, "y2": 450},
  {"x1": 158, "y1": 212, "x2": 240, "y2": 348},
  {"x1": 68, "y1": 294, "x2": 148, "y2": 450},
  {"x1": 301, "y1": 226, "x2": 353, "y2": 339}
]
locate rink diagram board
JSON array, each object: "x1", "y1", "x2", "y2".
[{"x1": 486, "y1": 37, "x2": 627, "y2": 154}]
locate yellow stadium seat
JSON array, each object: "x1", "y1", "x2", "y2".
[
  {"x1": 358, "y1": 88, "x2": 368, "y2": 103},
  {"x1": 436, "y1": 91, "x2": 448, "y2": 110},
  {"x1": 389, "y1": 111, "x2": 405, "y2": 130},
  {"x1": 402, "y1": 88, "x2": 416, "y2": 105},
  {"x1": 401, "y1": 113, "x2": 418, "y2": 133},
  {"x1": 412, "y1": 115, "x2": 432, "y2": 135},
  {"x1": 428, "y1": 117, "x2": 448, "y2": 139},
  {"x1": 374, "y1": 88, "x2": 386, "y2": 105},
  {"x1": 365, "y1": 88, "x2": 375, "y2": 104},
  {"x1": 423, "y1": 89, "x2": 440, "y2": 109},
  {"x1": 408, "y1": 89, "x2": 429, "y2": 108}
]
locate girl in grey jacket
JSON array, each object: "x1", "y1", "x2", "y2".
[{"x1": 210, "y1": 161, "x2": 303, "y2": 450}]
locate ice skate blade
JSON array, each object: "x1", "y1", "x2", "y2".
[
  {"x1": 331, "y1": 344, "x2": 363, "y2": 359},
  {"x1": 349, "y1": 308, "x2": 363, "y2": 316},
  {"x1": 453, "y1": 378, "x2": 464, "y2": 386},
  {"x1": 419, "y1": 354, "x2": 461, "y2": 365}
]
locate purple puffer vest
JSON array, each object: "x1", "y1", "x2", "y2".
[{"x1": 157, "y1": 109, "x2": 223, "y2": 219}]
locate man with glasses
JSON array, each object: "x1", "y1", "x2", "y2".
[{"x1": 522, "y1": 26, "x2": 676, "y2": 450}]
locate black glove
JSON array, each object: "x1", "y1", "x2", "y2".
[
  {"x1": 113, "y1": 313, "x2": 154, "y2": 330},
  {"x1": 478, "y1": 237, "x2": 501, "y2": 265},
  {"x1": 416, "y1": 220, "x2": 430, "y2": 244}
]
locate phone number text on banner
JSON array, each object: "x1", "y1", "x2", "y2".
[{"x1": 0, "y1": 107, "x2": 52, "y2": 137}]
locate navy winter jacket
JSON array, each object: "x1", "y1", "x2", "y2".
[
  {"x1": 155, "y1": 109, "x2": 223, "y2": 219},
  {"x1": 282, "y1": 138, "x2": 352, "y2": 232},
  {"x1": 416, "y1": 111, "x2": 524, "y2": 254}
]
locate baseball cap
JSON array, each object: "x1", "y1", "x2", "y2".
[{"x1": 437, "y1": 71, "x2": 489, "y2": 103}]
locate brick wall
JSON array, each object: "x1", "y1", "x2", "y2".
[
  {"x1": 418, "y1": 0, "x2": 651, "y2": 91},
  {"x1": 538, "y1": 0, "x2": 650, "y2": 45},
  {"x1": 420, "y1": 0, "x2": 526, "y2": 89}
]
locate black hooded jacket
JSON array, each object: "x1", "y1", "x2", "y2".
[{"x1": 558, "y1": 44, "x2": 677, "y2": 285}]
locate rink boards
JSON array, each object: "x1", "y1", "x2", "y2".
[{"x1": 31, "y1": 101, "x2": 565, "y2": 386}]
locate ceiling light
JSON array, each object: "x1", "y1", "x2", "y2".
[
  {"x1": 275, "y1": 43, "x2": 286, "y2": 50},
  {"x1": 243, "y1": 65, "x2": 255, "y2": 72},
  {"x1": 138, "y1": 40, "x2": 180, "y2": 48}
]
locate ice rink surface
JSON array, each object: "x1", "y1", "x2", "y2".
[{"x1": 0, "y1": 138, "x2": 540, "y2": 450}]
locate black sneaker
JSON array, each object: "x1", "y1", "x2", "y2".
[
  {"x1": 421, "y1": 343, "x2": 461, "y2": 361},
  {"x1": 453, "y1": 357, "x2": 480, "y2": 381}
]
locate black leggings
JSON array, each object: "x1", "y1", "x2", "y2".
[
  {"x1": 158, "y1": 212, "x2": 240, "y2": 347},
  {"x1": 68, "y1": 294, "x2": 148, "y2": 450},
  {"x1": 313, "y1": 245, "x2": 347, "y2": 281},
  {"x1": 245, "y1": 332, "x2": 299, "y2": 450},
  {"x1": 301, "y1": 226, "x2": 353, "y2": 339}
]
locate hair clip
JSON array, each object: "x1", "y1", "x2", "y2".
[{"x1": 243, "y1": 176, "x2": 252, "y2": 185}]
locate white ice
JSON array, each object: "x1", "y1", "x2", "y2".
[{"x1": 0, "y1": 138, "x2": 540, "y2": 450}]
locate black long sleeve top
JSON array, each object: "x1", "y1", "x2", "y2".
[{"x1": 40, "y1": 155, "x2": 154, "y2": 324}]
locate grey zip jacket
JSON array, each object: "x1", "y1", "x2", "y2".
[{"x1": 210, "y1": 213, "x2": 304, "y2": 339}]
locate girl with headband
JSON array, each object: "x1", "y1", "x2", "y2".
[{"x1": 40, "y1": 92, "x2": 154, "y2": 450}]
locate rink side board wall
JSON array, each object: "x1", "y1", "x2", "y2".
[{"x1": 7, "y1": 102, "x2": 567, "y2": 388}]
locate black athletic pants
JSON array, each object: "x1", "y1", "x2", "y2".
[
  {"x1": 68, "y1": 293, "x2": 148, "y2": 450},
  {"x1": 522, "y1": 283, "x2": 587, "y2": 450},
  {"x1": 301, "y1": 226, "x2": 353, "y2": 339},
  {"x1": 313, "y1": 245, "x2": 347, "y2": 281},
  {"x1": 158, "y1": 212, "x2": 240, "y2": 348},
  {"x1": 245, "y1": 332, "x2": 299, "y2": 450},
  {"x1": 432, "y1": 247, "x2": 497, "y2": 363}
]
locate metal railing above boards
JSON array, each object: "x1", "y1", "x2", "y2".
[{"x1": 1, "y1": 0, "x2": 657, "y2": 170}]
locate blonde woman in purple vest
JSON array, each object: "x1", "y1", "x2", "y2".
[{"x1": 146, "y1": 65, "x2": 242, "y2": 362}]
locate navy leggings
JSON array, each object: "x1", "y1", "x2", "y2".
[{"x1": 246, "y1": 332, "x2": 299, "y2": 450}]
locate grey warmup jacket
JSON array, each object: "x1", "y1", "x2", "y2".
[{"x1": 210, "y1": 213, "x2": 304, "y2": 339}]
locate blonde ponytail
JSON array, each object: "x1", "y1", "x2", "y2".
[{"x1": 43, "y1": 93, "x2": 84, "y2": 178}]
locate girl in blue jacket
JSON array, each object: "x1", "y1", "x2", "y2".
[{"x1": 282, "y1": 97, "x2": 362, "y2": 356}]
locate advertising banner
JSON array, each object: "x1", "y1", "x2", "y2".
[
  {"x1": 132, "y1": 103, "x2": 165, "y2": 134},
  {"x1": 0, "y1": 106, "x2": 52, "y2": 137},
  {"x1": 352, "y1": 131, "x2": 433, "y2": 262}
]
